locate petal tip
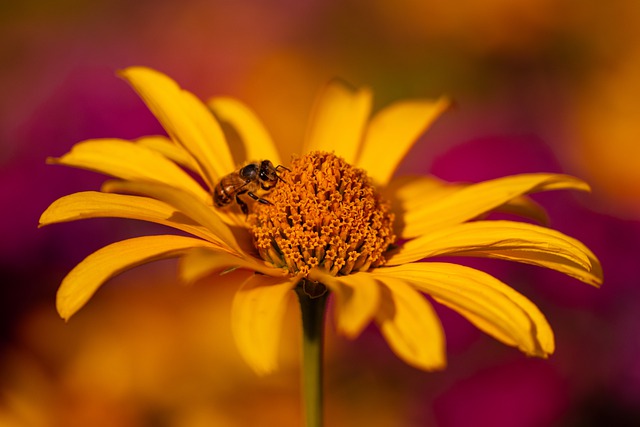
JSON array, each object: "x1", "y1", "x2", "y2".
[
  {"x1": 527, "y1": 349, "x2": 553, "y2": 359},
  {"x1": 253, "y1": 360, "x2": 278, "y2": 376},
  {"x1": 56, "y1": 300, "x2": 74, "y2": 322},
  {"x1": 437, "y1": 95, "x2": 454, "y2": 110},
  {"x1": 335, "y1": 325, "x2": 363, "y2": 340},
  {"x1": 117, "y1": 66, "x2": 178, "y2": 93},
  {"x1": 415, "y1": 357, "x2": 447, "y2": 372},
  {"x1": 117, "y1": 65, "x2": 156, "y2": 79}
]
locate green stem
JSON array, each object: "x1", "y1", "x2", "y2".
[{"x1": 295, "y1": 279, "x2": 328, "y2": 427}]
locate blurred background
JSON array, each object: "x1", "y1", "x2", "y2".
[{"x1": 2, "y1": 0, "x2": 640, "y2": 425}]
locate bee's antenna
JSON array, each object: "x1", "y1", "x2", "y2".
[{"x1": 276, "y1": 164, "x2": 290, "y2": 184}]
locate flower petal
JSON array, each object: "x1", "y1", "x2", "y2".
[
  {"x1": 119, "y1": 66, "x2": 235, "y2": 187},
  {"x1": 386, "y1": 176, "x2": 549, "y2": 238},
  {"x1": 102, "y1": 180, "x2": 246, "y2": 255},
  {"x1": 135, "y1": 135, "x2": 202, "y2": 174},
  {"x1": 303, "y1": 80, "x2": 372, "y2": 164},
  {"x1": 179, "y1": 247, "x2": 288, "y2": 285},
  {"x1": 357, "y1": 96, "x2": 450, "y2": 186},
  {"x1": 387, "y1": 220, "x2": 603, "y2": 287},
  {"x1": 402, "y1": 173, "x2": 591, "y2": 237},
  {"x1": 309, "y1": 269, "x2": 380, "y2": 339},
  {"x1": 231, "y1": 274, "x2": 299, "y2": 375},
  {"x1": 496, "y1": 195, "x2": 549, "y2": 226},
  {"x1": 57, "y1": 235, "x2": 215, "y2": 320},
  {"x1": 49, "y1": 139, "x2": 211, "y2": 203},
  {"x1": 383, "y1": 175, "x2": 461, "y2": 211},
  {"x1": 373, "y1": 277, "x2": 446, "y2": 371},
  {"x1": 39, "y1": 191, "x2": 223, "y2": 244},
  {"x1": 373, "y1": 263, "x2": 554, "y2": 356},
  {"x1": 383, "y1": 175, "x2": 462, "y2": 237},
  {"x1": 208, "y1": 97, "x2": 282, "y2": 165}
]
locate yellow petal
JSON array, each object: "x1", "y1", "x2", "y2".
[
  {"x1": 387, "y1": 220, "x2": 603, "y2": 287},
  {"x1": 179, "y1": 247, "x2": 288, "y2": 284},
  {"x1": 483, "y1": 249, "x2": 602, "y2": 287},
  {"x1": 231, "y1": 274, "x2": 299, "y2": 375},
  {"x1": 373, "y1": 277, "x2": 446, "y2": 371},
  {"x1": 303, "y1": 80, "x2": 372, "y2": 164},
  {"x1": 402, "y1": 173, "x2": 591, "y2": 237},
  {"x1": 39, "y1": 191, "x2": 223, "y2": 244},
  {"x1": 357, "y1": 96, "x2": 450, "y2": 186},
  {"x1": 102, "y1": 180, "x2": 246, "y2": 255},
  {"x1": 119, "y1": 67, "x2": 235, "y2": 187},
  {"x1": 135, "y1": 135, "x2": 203, "y2": 174},
  {"x1": 208, "y1": 97, "x2": 282, "y2": 165},
  {"x1": 497, "y1": 195, "x2": 549, "y2": 226},
  {"x1": 309, "y1": 269, "x2": 380, "y2": 339},
  {"x1": 386, "y1": 177, "x2": 549, "y2": 238},
  {"x1": 49, "y1": 139, "x2": 211, "y2": 203},
  {"x1": 373, "y1": 263, "x2": 554, "y2": 356},
  {"x1": 57, "y1": 235, "x2": 215, "y2": 320},
  {"x1": 134, "y1": 136, "x2": 245, "y2": 226},
  {"x1": 383, "y1": 175, "x2": 460, "y2": 210},
  {"x1": 137, "y1": 134, "x2": 245, "y2": 227},
  {"x1": 139, "y1": 135, "x2": 244, "y2": 228},
  {"x1": 386, "y1": 177, "x2": 548, "y2": 234},
  {"x1": 382, "y1": 175, "x2": 462, "y2": 237}
]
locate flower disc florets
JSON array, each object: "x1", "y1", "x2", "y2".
[{"x1": 252, "y1": 151, "x2": 396, "y2": 276}]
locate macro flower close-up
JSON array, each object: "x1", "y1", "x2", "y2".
[{"x1": 40, "y1": 66, "x2": 603, "y2": 384}]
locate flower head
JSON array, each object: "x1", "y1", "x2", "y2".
[
  {"x1": 40, "y1": 67, "x2": 602, "y2": 374},
  {"x1": 252, "y1": 151, "x2": 395, "y2": 276}
]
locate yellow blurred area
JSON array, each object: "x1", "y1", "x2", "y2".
[
  {"x1": 1, "y1": 268, "x2": 280, "y2": 426},
  {"x1": 370, "y1": 0, "x2": 562, "y2": 55},
  {"x1": 566, "y1": 2, "x2": 640, "y2": 217},
  {"x1": 0, "y1": 264, "x2": 414, "y2": 427},
  {"x1": 571, "y1": 51, "x2": 640, "y2": 216}
]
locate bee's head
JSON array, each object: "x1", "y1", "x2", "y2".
[{"x1": 259, "y1": 160, "x2": 278, "y2": 183}]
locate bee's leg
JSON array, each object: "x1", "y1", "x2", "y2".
[
  {"x1": 235, "y1": 191, "x2": 250, "y2": 216},
  {"x1": 247, "y1": 191, "x2": 273, "y2": 206}
]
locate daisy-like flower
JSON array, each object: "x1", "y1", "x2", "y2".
[{"x1": 40, "y1": 67, "x2": 602, "y2": 377}]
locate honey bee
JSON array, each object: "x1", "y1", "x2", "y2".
[{"x1": 213, "y1": 160, "x2": 288, "y2": 215}]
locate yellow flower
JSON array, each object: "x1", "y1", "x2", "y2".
[{"x1": 40, "y1": 67, "x2": 603, "y2": 375}]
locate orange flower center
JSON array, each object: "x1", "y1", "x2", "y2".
[{"x1": 251, "y1": 151, "x2": 396, "y2": 276}]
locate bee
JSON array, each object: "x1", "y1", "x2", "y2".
[{"x1": 213, "y1": 160, "x2": 289, "y2": 215}]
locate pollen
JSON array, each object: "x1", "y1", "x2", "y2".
[{"x1": 251, "y1": 151, "x2": 396, "y2": 277}]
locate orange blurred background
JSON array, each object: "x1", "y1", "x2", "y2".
[{"x1": 2, "y1": 1, "x2": 639, "y2": 426}]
